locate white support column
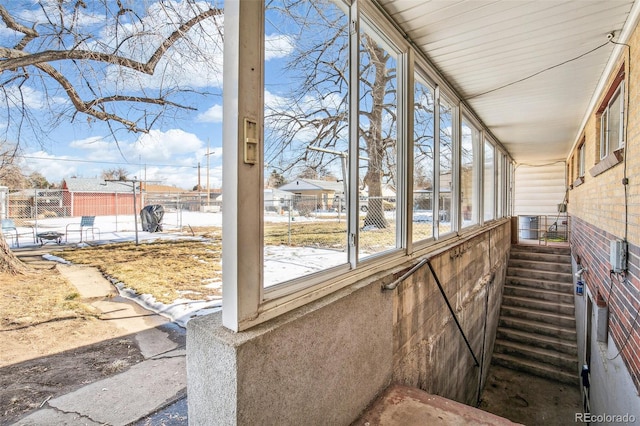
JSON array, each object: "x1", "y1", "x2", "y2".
[{"x1": 222, "y1": 0, "x2": 264, "y2": 331}]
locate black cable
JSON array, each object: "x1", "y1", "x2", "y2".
[
  {"x1": 21, "y1": 155, "x2": 198, "y2": 169},
  {"x1": 609, "y1": 39, "x2": 631, "y2": 245},
  {"x1": 467, "y1": 41, "x2": 612, "y2": 99},
  {"x1": 607, "y1": 299, "x2": 640, "y2": 361}
]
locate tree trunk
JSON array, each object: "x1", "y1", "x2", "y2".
[
  {"x1": 0, "y1": 235, "x2": 28, "y2": 275},
  {"x1": 363, "y1": 41, "x2": 390, "y2": 229}
]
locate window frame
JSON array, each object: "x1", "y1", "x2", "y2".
[
  {"x1": 483, "y1": 137, "x2": 496, "y2": 222},
  {"x1": 599, "y1": 81, "x2": 624, "y2": 160},
  {"x1": 411, "y1": 66, "x2": 437, "y2": 247},
  {"x1": 459, "y1": 112, "x2": 481, "y2": 229},
  {"x1": 578, "y1": 143, "x2": 585, "y2": 178},
  {"x1": 222, "y1": 0, "x2": 514, "y2": 331}
]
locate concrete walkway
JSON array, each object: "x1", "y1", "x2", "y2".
[{"x1": 13, "y1": 248, "x2": 188, "y2": 426}]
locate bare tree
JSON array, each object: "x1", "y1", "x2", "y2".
[
  {"x1": 102, "y1": 167, "x2": 129, "y2": 181},
  {"x1": 0, "y1": 0, "x2": 223, "y2": 274},
  {"x1": 264, "y1": 0, "x2": 397, "y2": 229}
]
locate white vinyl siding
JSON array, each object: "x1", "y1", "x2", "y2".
[{"x1": 514, "y1": 163, "x2": 566, "y2": 217}]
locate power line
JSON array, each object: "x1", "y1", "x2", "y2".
[
  {"x1": 21, "y1": 155, "x2": 197, "y2": 169},
  {"x1": 467, "y1": 40, "x2": 612, "y2": 100}
]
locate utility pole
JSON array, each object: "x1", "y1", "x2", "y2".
[
  {"x1": 204, "y1": 140, "x2": 214, "y2": 207},
  {"x1": 197, "y1": 162, "x2": 201, "y2": 191},
  {"x1": 207, "y1": 139, "x2": 211, "y2": 206},
  {"x1": 105, "y1": 178, "x2": 142, "y2": 245}
]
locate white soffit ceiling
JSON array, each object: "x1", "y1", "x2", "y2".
[{"x1": 376, "y1": 0, "x2": 636, "y2": 163}]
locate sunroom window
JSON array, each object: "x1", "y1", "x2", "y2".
[
  {"x1": 460, "y1": 116, "x2": 479, "y2": 228},
  {"x1": 483, "y1": 139, "x2": 495, "y2": 222},
  {"x1": 438, "y1": 96, "x2": 455, "y2": 237},
  {"x1": 358, "y1": 19, "x2": 401, "y2": 259},
  {"x1": 496, "y1": 150, "x2": 505, "y2": 218},
  {"x1": 412, "y1": 73, "x2": 435, "y2": 242},
  {"x1": 263, "y1": 0, "x2": 350, "y2": 287},
  {"x1": 221, "y1": 0, "x2": 514, "y2": 330}
]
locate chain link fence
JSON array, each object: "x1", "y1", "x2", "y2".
[
  {"x1": 516, "y1": 214, "x2": 570, "y2": 245},
  {"x1": 262, "y1": 193, "x2": 398, "y2": 255},
  {"x1": 1, "y1": 187, "x2": 223, "y2": 234},
  {"x1": 2, "y1": 187, "x2": 401, "y2": 253}
]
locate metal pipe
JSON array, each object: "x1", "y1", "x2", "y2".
[
  {"x1": 382, "y1": 255, "x2": 481, "y2": 367},
  {"x1": 382, "y1": 258, "x2": 429, "y2": 291},
  {"x1": 427, "y1": 259, "x2": 480, "y2": 367}
]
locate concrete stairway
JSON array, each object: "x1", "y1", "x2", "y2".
[{"x1": 492, "y1": 244, "x2": 579, "y2": 385}]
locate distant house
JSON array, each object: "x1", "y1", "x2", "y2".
[
  {"x1": 264, "y1": 188, "x2": 293, "y2": 212},
  {"x1": 143, "y1": 183, "x2": 222, "y2": 212},
  {"x1": 278, "y1": 179, "x2": 345, "y2": 210},
  {"x1": 62, "y1": 177, "x2": 141, "y2": 217}
]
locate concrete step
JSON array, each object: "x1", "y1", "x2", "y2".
[
  {"x1": 500, "y1": 305, "x2": 576, "y2": 328},
  {"x1": 492, "y1": 352, "x2": 579, "y2": 385},
  {"x1": 496, "y1": 327, "x2": 577, "y2": 356},
  {"x1": 494, "y1": 339, "x2": 578, "y2": 372},
  {"x1": 502, "y1": 295, "x2": 575, "y2": 316},
  {"x1": 508, "y1": 258, "x2": 572, "y2": 274},
  {"x1": 507, "y1": 266, "x2": 572, "y2": 284},
  {"x1": 499, "y1": 316, "x2": 577, "y2": 341},
  {"x1": 511, "y1": 245, "x2": 570, "y2": 256},
  {"x1": 509, "y1": 250, "x2": 571, "y2": 264},
  {"x1": 504, "y1": 285, "x2": 574, "y2": 304},
  {"x1": 506, "y1": 275, "x2": 573, "y2": 293}
]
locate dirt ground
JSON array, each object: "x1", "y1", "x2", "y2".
[
  {"x1": 479, "y1": 364, "x2": 584, "y2": 425},
  {"x1": 0, "y1": 252, "x2": 146, "y2": 425}
]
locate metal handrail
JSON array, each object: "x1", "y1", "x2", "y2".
[
  {"x1": 427, "y1": 259, "x2": 480, "y2": 367},
  {"x1": 382, "y1": 258, "x2": 429, "y2": 291},
  {"x1": 382, "y1": 256, "x2": 480, "y2": 367}
]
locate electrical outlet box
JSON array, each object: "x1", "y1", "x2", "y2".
[{"x1": 610, "y1": 239, "x2": 627, "y2": 273}]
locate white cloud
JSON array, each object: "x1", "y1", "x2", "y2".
[
  {"x1": 21, "y1": 128, "x2": 218, "y2": 189},
  {"x1": 68, "y1": 136, "x2": 112, "y2": 151},
  {"x1": 19, "y1": 151, "x2": 79, "y2": 185},
  {"x1": 133, "y1": 129, "x2": 204, "y2": 162},
  {"x1": 265, "y1": 34, "x2": 295, "y2": 61},
  {"x1": 196, "y1": 104, "x2": 223, "y2": 123}
]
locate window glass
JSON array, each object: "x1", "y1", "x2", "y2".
[
  {"x1": 460, "y1": 117, "x2": 479, "y2": 228},
  {"x1": 608, "y1": 90, "x2": 621, "y2": 151},
  {"x1": 438, "y1": 97, "x2": 454, "y2": 236},
  {"x1": 358, "y1": 21, "x2": 399, "y2": 259},
  {"x1": 600, "y1": 84, "x2": 623, "y2": 159},
  {"x1": 579, "y1": 144, "x2": 585, "y2": 177},
  {"x1": 483, "y1": 140, "x2": 495, "y2": 221},
  {"x1": 413, "y1": 75, "x2": 435, "y2": 241},
  {"x1": 497, "y1": 151, "x2": 504, "y2": 218},
  {"x1": 263, "y1": 0, "x2": 350, "y2": 287}
]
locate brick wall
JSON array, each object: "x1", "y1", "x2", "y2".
[
  {"x1": 571, "y1": 216, "x2": 640, "y2": 390},
  {"x1": 567, "y1": 18, "x2": 640, "y2": 394}
]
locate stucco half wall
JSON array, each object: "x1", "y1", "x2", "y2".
[{"x1": 187, "y1": 220, "x2": 510, "y2": 425}]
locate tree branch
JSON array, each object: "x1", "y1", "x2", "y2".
[{"x1": 0, "y1": 7, "x2": 222, "y2": 74}]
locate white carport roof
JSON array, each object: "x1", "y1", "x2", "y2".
[{"x1": 375, "y1": 0, "x2": 639, "y2": 163}]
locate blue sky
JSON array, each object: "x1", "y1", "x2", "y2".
[{"x1": 2, "y1": 0, "x2": 227, "y2": 190}]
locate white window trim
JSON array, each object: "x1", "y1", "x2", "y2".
[
  {"x1": 482, "y1": 137, "x2": 496, "y2": 223},
  {"x1": 600, "y1": 82, "x2": 624, "y2": 160},
  {"x1": 460, "y1": 112, "x2": 481, "y2": 229},
  {"x1": 222, "y1": 0, "x2": 514, "y2": 331}
]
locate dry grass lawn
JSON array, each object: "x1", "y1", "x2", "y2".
[
  {"x1": 1, "y1": 268, "x2": 97, "y2": 367},
  {"x1": 53, "y1": 220, "x2": 430, "y2": 305},
  {"x1": 1, "y1": 263, "x2": 144, "y2": 423},
  {"x1": 59, "y1": 232, "x2": 222, "y2": 304}
]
